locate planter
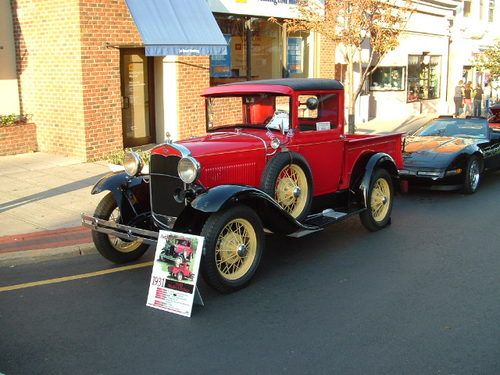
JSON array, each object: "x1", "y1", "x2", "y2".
[{"x1": 0, "y1": 123, "x2": 37, "y2": 156}]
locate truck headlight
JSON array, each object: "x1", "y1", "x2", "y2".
[
  {"x1": 123, "y1": 151, "x2": 144, "y2": 177},
  {"x1": 178, "y1": 156, "x2": 200, "y2": 184}
]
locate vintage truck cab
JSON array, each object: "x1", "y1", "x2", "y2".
[{"x1": 82, "y1": 79, "x2": 403, "y2": 293}]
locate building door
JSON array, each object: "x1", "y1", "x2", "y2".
[{"x1": 120, "y1": 49, "x2": 155, "y2": 147}]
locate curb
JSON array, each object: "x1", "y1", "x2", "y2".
[{"x1": 0, "y1": 227, "x2": 96, "y2": 267}]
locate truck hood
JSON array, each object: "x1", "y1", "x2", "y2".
[{"x1": 177, "y1": 131, "x2": 269, "y2": 157}]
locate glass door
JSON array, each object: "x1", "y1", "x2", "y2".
[{"x1": 120, "y1": 49, "x2": 155, "y2": 147}]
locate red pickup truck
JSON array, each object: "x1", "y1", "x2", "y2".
[{"x1": 82, "y1": 79, "x2": 403, "y2": 293}]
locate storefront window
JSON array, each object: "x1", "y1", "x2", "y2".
[
  {"x1": 407, "y1": 55, "x2": 441, "y2": 102},
  {"x1": 370, "y1": 67, "x2": 405, "y2": 91},
  {"x1": 210, "y1": 16, "x2": 312, "y2": 85}
]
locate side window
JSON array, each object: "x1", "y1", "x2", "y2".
[{"x1": 298, "y1": 94, "x2": 338, "y2": 131}]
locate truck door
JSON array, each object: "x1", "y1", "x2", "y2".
[{"x1": 292, "y1": 93, "x2": 344, "y2": 196}]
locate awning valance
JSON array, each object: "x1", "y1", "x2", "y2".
[{"x1": 125, "y1": 0, "x2": 228, "y2": 56}]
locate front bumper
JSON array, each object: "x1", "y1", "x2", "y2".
[
  {"x1": 398, "y1": 167, "x2": 463, "y2": 190},
  {"x1": 81, "y1": 214, "x2": 159, "y2": 246}
]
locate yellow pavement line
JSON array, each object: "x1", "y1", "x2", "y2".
[{"x1": 0, "y1": 261, "x2": 154, "y2": 293}]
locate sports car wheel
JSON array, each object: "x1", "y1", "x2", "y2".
[
  {"x1": 359, "y1": 168, "x2": 393, "y2": 232},
  {"x1": 462, "y1": 155, "x2": 481, "y2": 194},
  {"x1": 261, "y1": 152, "x2": 313, "y2": 221},
  {"x1": 91, "y1": 193, "x2": 149, "y2": 263},
  {"x1": 200, "y1": 205, "x2": 264, "y2": 293}
]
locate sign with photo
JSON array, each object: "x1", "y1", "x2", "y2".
[{"x1": 146, "y1": 231, "x2": 204, "y2": 317}]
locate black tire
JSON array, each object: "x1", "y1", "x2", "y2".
[
  {"x1": 359, "y1": 168, "x2": 394, "y2": 232},
  {"x1": 200, "y1": 205, "x2": 264, "y2": 293},
  {"x1": 462, "y1": 155, "x2": 481, "y2": 194},
  {"x1": 261, "y1": 152, "x2": 313, "y2": 221},
  {"x1": 91, "y1": 193, "x2": 149, "y2": 263},
  {"x1": 176, "y1": 272, "x2": 183, "y2": 281}
]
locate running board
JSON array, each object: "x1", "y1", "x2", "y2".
[{"x1": 288, "y1": 208, "x2": 365, "y2": 238}]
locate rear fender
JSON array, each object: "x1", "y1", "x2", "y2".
[
  {"x1": 187, "y1": 185, "x2": 308, "y2": 235},
  {"x1": 91, "y1": 172, "x2": 150, "y2": 223},
  {"x1": 358, "y1": 153, "x2": 399, "y2": 207}
]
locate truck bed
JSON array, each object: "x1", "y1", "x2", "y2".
[{"x1": 341, "y1": 133, "x2": 403, "y2": 189}]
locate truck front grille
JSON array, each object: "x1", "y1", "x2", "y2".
[{"x1": 150, "y1": 154, "x2": 185, "y2": 228}]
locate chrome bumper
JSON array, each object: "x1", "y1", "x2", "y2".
[{"x1": 81, "y1": 213, "x2": 159, "y2": 246}]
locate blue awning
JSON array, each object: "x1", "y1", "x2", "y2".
[{"x1": 125, "y1": 0, "x2": 228, "y2": 56}]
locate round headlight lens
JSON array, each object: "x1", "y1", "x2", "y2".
[
  {"x1": 177, "y1": 157, "x2": 200, "y2": 184},
  {"x1": 123, "y1": 151, "x2": 143, "y2": 177}
]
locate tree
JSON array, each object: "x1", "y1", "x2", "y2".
[
  {"x1": 475, "y1": 41, "x2": 500, "y2": 80},
  {"x1": 282, "y1": 0, "x2": 413, "y2": 132}
]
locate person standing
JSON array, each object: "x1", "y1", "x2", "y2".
[
  {"x1": 453, "y1": 80, "x2": 464, "y2": 117},
  {"x1": 484, "y1": 83, "x2": 492, "y2": 114},
  {"x1": 473, "y1": 83, "x2": 483, "y2": 117},
  {"x1": 463, "y1": 81, "x2": 473, "y2": 116}
]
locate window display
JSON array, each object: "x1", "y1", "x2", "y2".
[
  {"x1": 370, "y1": 67, "x2": 405, "y2": 91},
  {"x1": 407, "y1": 55, "x2": 441, "y2": 102}
]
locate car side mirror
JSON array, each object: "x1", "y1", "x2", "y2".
[{"x1": 306, "y1": 97, "x2": 319, "y2": 110}]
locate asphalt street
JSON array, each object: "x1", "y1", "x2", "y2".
[{"x1": 1, "y1": 172, "x2": 500, "y2": 375}]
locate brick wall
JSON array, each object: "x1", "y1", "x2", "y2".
[
  {"x1": 12, "y1": 0, "x2": 87, "y2": 158},
  {"x1": 0, "y1": 123, "x2": 37, "y2": 156},
  {"x1": 79, "y1": 0, "x2": 142, "y2": 161},
  {"x1": 318, "y1": 35, "x2": 336, "y2": 79},
  {"x1": 176, "y1": 56, "x2": 210, "y2": 140}
]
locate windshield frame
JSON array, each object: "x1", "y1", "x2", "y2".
[{"x1": 205, "y1": 94, "x2": 292, "y2": 133}]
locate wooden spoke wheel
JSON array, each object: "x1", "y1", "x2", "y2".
[{"x1": 360, "y1": 168, "x2": 393, "y2": 232}]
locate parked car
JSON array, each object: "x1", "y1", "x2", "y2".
[
  {"x1": 400, "y1": 115, "x2": 500, "y2": 193},
  {"x1": 82, "y1": 78, "x2": 403, "y2": 293},
  {"x1": 168, "y1": 258, "x2": 194, "y2": 282}
]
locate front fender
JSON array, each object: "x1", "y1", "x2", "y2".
[
  {"x1": 188, "y1": 185, "x2": 312, "y2": 235},
  {"x1": 91, "y1": 172, "x2": 150, "y2": 224},
  {"x1": 359, "y1": 153, "x2": 398, "y2": 206}
]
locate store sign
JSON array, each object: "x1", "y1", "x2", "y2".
[
  {"x1": 211, "y1": 34, "x2": 232, "y2": 77},
  {"x1": 146, "y1": 231, "x2": 204, "y2": 317},
  {"x1": 208, "y1": 0, "x2": 324, "y2": 18}
]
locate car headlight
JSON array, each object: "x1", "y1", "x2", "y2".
[
  {"x1": 177, "y1": 156, "x2": 200, "y2": 184},
  {"x1": 123, "y1": 151, "x2": 144, "y2": 177}
]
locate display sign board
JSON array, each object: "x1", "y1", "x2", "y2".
[
  {"x1": 208, "y1": 0, "x2": 324, "y2": 19},
  {"x1": 210, "y1": 34, "x2": 232, "y2": 77},
  {"x1": 146, "y1": 230, "x2": 204, "y2": 317}
]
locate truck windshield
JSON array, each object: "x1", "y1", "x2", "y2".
[{"x1": 206, "y1": 95, "x2": 291, "y2": 132}]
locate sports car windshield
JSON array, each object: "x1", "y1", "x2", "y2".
[
  {"x1": 206, "y1": 94, "x2": 291, "y2": 131},
  {"x1": 414, "y1": 118, "x2": 488, "y2": 139}
]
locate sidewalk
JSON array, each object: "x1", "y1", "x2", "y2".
[
  {"x1": 0, "y1": 152, "x2": 110, "y2": 265},
  {"x1": 0, "y1": 114, "x2": 435, "y2": 266}
]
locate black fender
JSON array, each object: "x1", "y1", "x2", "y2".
[
  {"x1": 359, "y1": 153, "x2": 399, "y2": 208},
  {"x1": 91, "y1": 172, "x2": 151, "y2": 224},
  {"x1": 184, "y1": 185, "x2": 315, "y2": 235}
]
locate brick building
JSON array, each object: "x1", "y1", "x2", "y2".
[{"x1": 4, "y1": 0, "x2": 333, "y2": 161}]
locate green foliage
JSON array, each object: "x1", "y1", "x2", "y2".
[
  {"x1": 105, "y1": 148, "x2": 151, "y2": 165},
  {"x1": 475, "y1": 42, "x2": 500, "y2": 79},
  {"x1": 0, "y1": 114, "x2": 31, "y2": 127}
]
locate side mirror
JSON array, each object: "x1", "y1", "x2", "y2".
[{"x1": 306, "y1": 97, "x2": 319, "y2": 110}]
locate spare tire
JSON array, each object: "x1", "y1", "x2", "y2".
[{"x1": 261, "y1": 152, "x2": 313, "y2": 221}]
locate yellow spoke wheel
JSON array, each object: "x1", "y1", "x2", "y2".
[
  {"x1": 200, "y1": 205, "x2": 264, "y2": 293},
  {"x1": 215, "y1": 218, "x2": 257, "y2": 280},
  {"x1": 359, "y1": 168, "x2": 393, "y2": 232},
  {"x1": 274, "y1": 164, "x2": 309, "y2": 219},
  {"x1": 261, "y1": 153, "x2": 313, "y2": 222},
  {"x1": 92, "y1": 193, "x2": 149, "y2": 263}
]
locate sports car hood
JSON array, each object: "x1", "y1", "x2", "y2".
[
  {"x1": 177, "y1": 131, "x2": 268, "y2": 157},
  {"x1": 403, "y1": 136, "x2": 478, "y2": 168}
]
